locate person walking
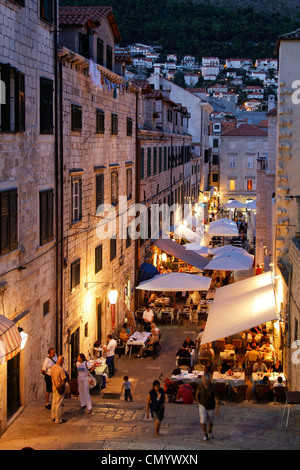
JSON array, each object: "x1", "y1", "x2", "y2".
[
  {"x1": 196, "y1": 374, "x2": 219, "y2": 441},
  {"x1": 146, "y1": 379, "x2": 165, "y2": 437},
  {"x1": 76, "y1": 353, "x2": 95, "y2": 414},
  {"x1": 51, "y1": 355, "x2": 68, "y2": 424},
  {"x1": 41, "y1": 347, "x2": 57, "y2": 409},
  {"x1": 103, "y1": 334, "x2": 117, "y2": 377},
  {"x1": 121, "y1": 375, "x2": 133, "y2": 402}
]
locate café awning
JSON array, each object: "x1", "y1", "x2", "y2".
[
  {"x1": 0, "y1": 315, "x2": 22, "y2": 364},
  {"x1": 136, "y1": 272, "x2": 212, "y2": 292},
  {"x1": 201, "y1": 272, "x2": 277, "y2": 345},
  {"x1": 153, "y1": 238, "x2": 209, "y2": 271},
  {"x1": 138, "y1": 262, "x2": 159, "y2": 283}
]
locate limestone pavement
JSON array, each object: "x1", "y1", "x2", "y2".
[{"x1": 0, "y1": 323, "x2": 299, "y2": 452}]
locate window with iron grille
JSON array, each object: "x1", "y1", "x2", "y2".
[
  {"x1": 0, "y1": 64, "x2": 25, "y2": 133},
  {"x1": 97, "y1": 38, "x2": 104, "y2": 66},
  {"x1": 126, "y1": 117, "x2": 133, "y2": 136},
  {"x1": 40, "y1": 77, "x2": 53, "y2": 134},
  {"x1": 0, "y1": 189, "x2": 18, "y2": 255},
  {"x1": 110, "y1": 237, "x2": 117, "y2": 261},
  {"x1": 95, "y1": 244, "x2": 103, "y2": 274},
  {"x1": 40, "y1": 0, "x2": 53, "y2": 23},
  {"x1": 111, "y1": 113, "x2": 118, "y2": 135},
  {"x1": 71, "y1": 259, "x2": 80, "y2": 292},
  {"x1": 71, "y1": 104, "x2": 82, "y2": 132},
  {"x1": 71, "y1": 178, "x2": 82, "y2": 223},
  {"x1": 96, "y1": 109, "x2": 105, "y2": 134},
  {"x1": 39, "y1": 189, "x2": 53, "y2": 245}
]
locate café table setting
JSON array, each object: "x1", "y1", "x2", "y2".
[
  {"x1": 171, "y1": 369, "x2": 204, "y2": 384},
  {"x1": 125, "y1": 331, "x2": 151, "y2": 356},
  {"x1": 212, "y1": 371, "x2": 245, "y2": 387},
  {"x1": 157, "y1": 307, "x2": 174, "y2": 323},
  {"x1": 251, "y1": 372, "x2": 286, "y2": 387}
]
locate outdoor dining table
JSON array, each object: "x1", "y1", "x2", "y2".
[
  {"x1": 157, "y1": 307, "x2": 174, "y2": 324},
  {"x1": 251, "y1": 372, "x2": 286, "y2": 387},
  {"x1": 125, "y1": 331, "x2": 151, "y2": 356},
  {"x1": 212, "y1": 371, "x2": 245, "y2": 387},
  {"x1": 89, "y1": 359, "x2": 109, "y2": 389},
  {"x1": 218, "y1": 349, "x2": 236, "y2": 365},
  {"x1": 171, "y1": 370, "x2": 204, "y2": 384}
]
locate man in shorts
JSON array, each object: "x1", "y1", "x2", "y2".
[{"x1": 196, "y1": 374, "x2": 219, "y2": 441}]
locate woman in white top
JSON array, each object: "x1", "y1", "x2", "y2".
[{"x1": 76, "y1": 353, "x2": 95, "y2": 413}]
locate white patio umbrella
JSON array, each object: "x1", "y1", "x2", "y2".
[
  {"x1": 184, "y1": 243, "x2": 210, "y2": 256},
  {"x1": 208, "y1": 220, "x2": 239, "y2": 237},
  {"x1": 204, "y1": 250, "x2": 254, "y2": 271},
  {"x1": 224, "y1": 200, "x2": 247, "y2": 209},
  {"x1": 246, "y1": 200, "x2": 257, "y2": 210},
  {"x1": 136, "y1": 272, "x2": 212, "y2": 292},
  {"x1": 209, "y1": 245, "x2": 247, "y2": 256}
]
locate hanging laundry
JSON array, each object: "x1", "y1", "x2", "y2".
[{"x1": 89, "y1": 59, "x2": 102, "y2": 90}]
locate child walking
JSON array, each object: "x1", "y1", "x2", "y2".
[{"x1": 121, "y1": 376, "x2": 133, "y2": 402}]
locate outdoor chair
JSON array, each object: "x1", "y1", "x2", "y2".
[
  {"x1": 273, "y1": 386, "x2": 286, "y2": 404},
  {"x1": 199, "y1": 357, "x2": 211, "y2": 369},
  {"x1": 232, "y1": 384, "x2": 248, "y2": 402},
  {"x1": 215, "y1": 382, "x2": 227, "y2": 402},
  {"x1": 215, "y1": 340, "x2": 226, "y2": 352},
  {"x1": 232, "y1": 339, "x2": 243, "y2": 352},
  {"x1": 224, "y1": 343, "x2": 234, "y2": 350},
  {"x1": 255, "y1": 384, "x2": 271, "y2": 403},
  {"x1": 143, "y1": 341, "x2": 160, "y2": 360},
  {"x1": 177, "y1": 356, "x2": 191, "y2": 367},
  {"x1": 67, "y1": 378, "x2": 79, "y2": 398}
]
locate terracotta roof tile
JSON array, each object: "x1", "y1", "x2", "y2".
[
  {"x1": 222, "y1": 123, "x2": 268, "y2": 137},
  {"x1": 59, "y1": 6, "x2": 121, "y2": 42}
]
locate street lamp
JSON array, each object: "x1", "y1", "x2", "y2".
[
  {"x1": 18, "y1": 327, "x2": 28, "y2": 351},
  {"x1": 84, "y1": 281, "x2": 118, "y2": 304}
]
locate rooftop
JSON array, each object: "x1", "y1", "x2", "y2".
[{"x1": 222, "y1": 123, "x2": 268, "y2": 137}]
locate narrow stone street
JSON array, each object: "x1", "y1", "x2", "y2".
[{"x1": 0, "y1": 323, "x2": 299, "y2": 451}]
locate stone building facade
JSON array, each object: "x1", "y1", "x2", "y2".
[
  {"x1": 255, "y1": 108, "x2": 277, "y2": 268},
  {"x1": 274, "y1": 29, "x2": 300, "y2": 390},
  {"x1": 58, "y1": 6, "x2": 138, "y2": 377},
  {"x1": 131, "y1": 80, "x2": 193, "y2": 295},
  {"x1": 219, "y1": 123, "x2": 268, "y2": 206},
  {"x1": 0, "y1": 0, "x2": 58, "y2": 433}
]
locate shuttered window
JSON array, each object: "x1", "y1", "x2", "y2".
[
  {"x1": 71, "y1": 104, "x2": 82, "y2": 132},
  {"x1": 96, "y1": 109, "x2": 105, "y2": 134},
  {"x1": 95, "y1": 173, "x2": 104, "y2": 210},
  {"x1": 111, "y1": 113, "x2": 118, "y2": 135},
  {"x1": 0, "y1": 190, "x2": 18, "y2": 255},
  {"x1": 95, "y1": 244, "x2": 103, "y2": 274},
  {"x1": 126, "y1": 117, "x2": 133, "y2": 136},
  {"x1": 79, "y1": 33, "x2": 90, "y2": 59},
  {"x1": 71, "y1": 178, "x2": 82, "y2": 223},
  {"x1": 111, "y1": 171, "x2": 118, "y2": 206},
  {"x1": 140, "y1": 148, "x2": 144, "y2": 180},
  {"x1": 40, "y1": 77, "x2": 53, "y2": 134},
  {"x1": 106, "y1": 45, "x2": 113, "y2": 70},
  {"x1": 71, "y1": 259, "x2": 80, "y2": 292},
  {"x1": 97, "y1": 39, "x2": 104, "y2": 66},
  {"x1": 39, "y1": 189, "x2": 53, "y2": 245},
  {"x1": 110, "y1": 237, "x2": 117, "y2": 261}
]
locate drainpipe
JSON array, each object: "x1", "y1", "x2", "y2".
[
  {"x1": 134, "y1": 90, "x2": 140, "y2": 309},
  {"x1": 53, "y1": 0, "x2": 61, "y2": 353}
]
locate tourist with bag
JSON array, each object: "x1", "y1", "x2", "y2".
[
  {"x1": 76, "y1": 353, "x2": 96, "y2": 414},
  {"x1": 50, "y1": 355, "x2": 68, "y2": 424},
  {"x1": 41, "y1": 347, "x2": 57, "y2": 409}
]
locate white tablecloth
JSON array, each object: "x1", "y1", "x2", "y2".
[
  {"x1": 125, "y1": 332, "x2": 151, "y2": 356},
  {"x1": 251, "y1": 372, "x2": 286, "y2": 387},
  {"x1": 212, "y1": 372, "x2": 245, "y2": 387},
  {"x1": 171, "y1": 371, "x2": 204, "y2": 384},
  {"x1": 157, "y1": 308, "x2": 174, "y2": 322}
]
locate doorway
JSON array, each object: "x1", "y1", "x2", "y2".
[
  {"x1": 70, "y1": 327, "x2": 79, "y2": 379},
  {"x1": 7, "y1": 354, "x2": 20, "y2": 419},
  {"x1": 97, "y1": 301, "x2": 102, "y2": 343}
]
